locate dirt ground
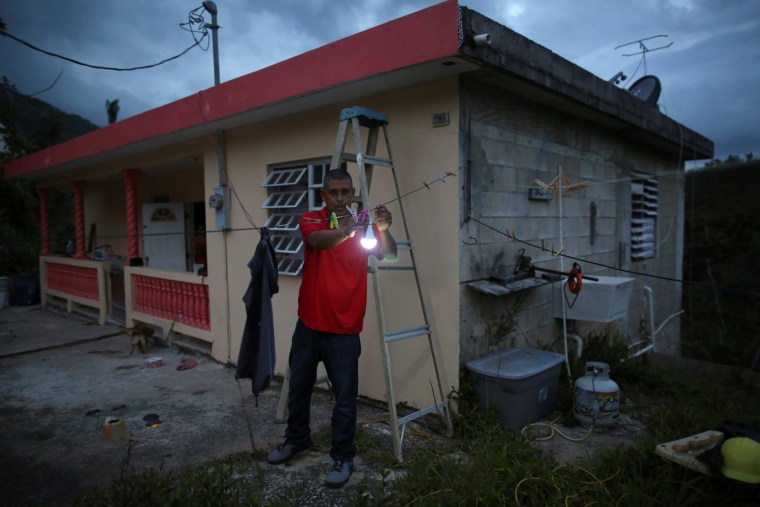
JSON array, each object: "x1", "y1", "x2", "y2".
[
  {"x1": 0, "y1": 306, "x2": 649, "y2": 506},
  {"x1": 0, "y1": 306, "x2": 411, "y2": 506},
  {"x1": 525, "y1": 410, "x2": 649, "y2": 464}
]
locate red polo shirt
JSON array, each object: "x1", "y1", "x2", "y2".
[{"x1": 297, "y1": 208, "x2": 382, "y2": 334}]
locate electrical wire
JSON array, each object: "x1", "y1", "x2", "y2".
[
  {"x1": 466, "y1": 215, "x2": 760, "y2": 298},
  {"x1": 192, "y1": 89, "x2": 260, "y2": 230},
  {"x1": 1, "y1": 22, "x2": 207, "y2": 72},
  {"x1": 28, "y1": 68, "x2": 64, "y2": 97},
  {"x1": 303, "y1": 171, "x2": 457, "y2": 223},
  {"x1": 15, "y1": 166, "x2": 759, "y2": 299},
  {"x1": 179, "y1": 5, "x2": 213, "y2": 51}
]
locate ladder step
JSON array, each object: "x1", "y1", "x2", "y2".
[
  {"x1": 340, "y1": 106, "x2": 388, "y2": 126},
  {"x1": 341, "y1": 153, "x2": 393, "y2": 167},
  {"x1": 369, "y1": 266, "x2": 414, "y2": 273},
  {"x1": 396, "y1": 401, "x2": 448, "y2": 426},
  {"x1": 396, "y1": 241, "x2": 412, "y2": 250},
  {"x1": 385, "y1": 325, "x2": 430, "y2": 343},
  {"x1": 377, "y1": 266, "x2": 414, "y2": 271}
]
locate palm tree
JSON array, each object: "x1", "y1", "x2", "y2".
[{"x1": 105, "y1": 99, "x2": 120, "y2": 124}]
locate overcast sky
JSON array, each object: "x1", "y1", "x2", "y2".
[{"x1": 2, "y1": 0, "x2": 758, "y2": 162}]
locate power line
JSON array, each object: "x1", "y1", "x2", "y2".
[
  {"x1": 466, "y1": 215, "x2": 760, "y2": 298},
  {"x1": 29, "y1": 68, "x2": 64, "y2": 97},
  {"x1": 7, "y1": 167, "x2": 757, "y2": 299},
  {"x1": 0, "y1": 30, "x2": 207, "y2": 71}
]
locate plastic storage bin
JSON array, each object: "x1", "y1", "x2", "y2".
[{"x1": 467, "y1": 347, "x2": 565, "y2": 429}]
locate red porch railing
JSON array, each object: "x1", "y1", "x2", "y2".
[
  {"x1": 125, "y1": 266, "x2": 212, "y2": 344},
  {"x1": 40, "y1": 256, "x2": 109, "y2": 324}
]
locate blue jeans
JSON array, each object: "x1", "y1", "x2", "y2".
[{"x1": 285, "y1": 319, "x2": 361, "y2": 460}]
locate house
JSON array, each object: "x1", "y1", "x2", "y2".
[{"x1": 4, "y1": 1, "x2": 713, "y2": 413}]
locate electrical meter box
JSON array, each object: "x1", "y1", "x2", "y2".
[{"x1": 467, "y1": 347, "x2": 565, "y2": 430}]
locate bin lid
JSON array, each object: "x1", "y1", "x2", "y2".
[{"x1": 466, "y1": 347, "x2": 565, "y2": 380}]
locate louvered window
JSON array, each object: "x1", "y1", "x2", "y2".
[
  {"x1": 262, "y1": 160, "x2": 331, "y2": 276},
  {"x1": 631, "y1": 172, "x2": 658, "y2": 261}
]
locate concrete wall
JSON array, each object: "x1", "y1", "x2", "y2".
[{"x1": 458, "y1": 77, "x2": 684, "y2": 363}]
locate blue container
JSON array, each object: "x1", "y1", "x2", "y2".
[
  {"x1": 0, "y1": 276, "x2": 8, "y2": 308},
  {"x1": 11, "y1": 274, "x2": 41, "y2": 306},
  {"x1": 467, "y1": 348, "x2": 565, "y2": 429}
]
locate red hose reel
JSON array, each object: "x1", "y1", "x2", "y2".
[{"x1": 567, "y1": 263, "x2": 583, "y2": 294}]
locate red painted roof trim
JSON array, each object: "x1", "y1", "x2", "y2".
[{"x1": 6, "y1": 1, "x2": 460, "y2": 179}]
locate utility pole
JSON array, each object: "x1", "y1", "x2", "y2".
[
  {"x1": 203, "y1": 1, "x2": 220, "y2": 86},
  {"x1": 202, "y1": 1, "x2": 230, "y2": 230}
]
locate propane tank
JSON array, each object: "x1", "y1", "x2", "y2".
[{"x1": 574, "y1": 361, "x2": 620, "y2": 427}]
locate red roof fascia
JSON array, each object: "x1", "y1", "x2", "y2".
[{"x1": 6, "y1": 1, "x2": 459, "y2": 178}]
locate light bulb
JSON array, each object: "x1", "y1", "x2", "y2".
[{"x1": 360, "y1": 224, "x2": 377, "y2": 249}]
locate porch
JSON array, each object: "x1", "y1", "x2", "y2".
[{"x1": 40, "y1": 255, "x2": 212, "y2": 347}]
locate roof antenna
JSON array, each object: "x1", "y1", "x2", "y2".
[{"x1": 615, "y1": 34, "x2": 672, "y2": 76}]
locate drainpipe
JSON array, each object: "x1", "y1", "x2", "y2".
[
  {"x1": 629, "y1": 285, "x2": 684, "y2": 359},
  {"x1": 629, "y1": 286, "x2": 657, "y2": 358}
]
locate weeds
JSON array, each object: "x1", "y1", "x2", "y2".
[
  {"x1": 71, "y1": 440, "x2": 261, "y2": 506},
  {"x1": 387, "y1": 328, "x2": 759, "y2": 506},
  {"x1": 70, "y1": 329, "x2": 760, "y2": 506}
]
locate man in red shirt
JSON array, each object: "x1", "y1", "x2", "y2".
[{"x1": 267, "y1": 169, "x2": 396, "y2": 488}]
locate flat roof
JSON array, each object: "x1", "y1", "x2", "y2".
[{"x1": 5, "y1": 0, "x2": 712, "y2": 180}]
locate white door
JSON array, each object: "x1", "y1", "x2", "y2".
[{"x1": 142, "y1": 203, "x2": 186, "y2": 272}]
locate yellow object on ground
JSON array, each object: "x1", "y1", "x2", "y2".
[{"x1": 721, "y1": 437, "x2": 760, "y2": 484}]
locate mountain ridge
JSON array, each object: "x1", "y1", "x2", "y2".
[{"x1": 0, "y1": 82, "x2": 100, "y2": 146}]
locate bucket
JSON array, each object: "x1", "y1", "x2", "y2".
[
  {"x1": 104, "y1": 417, "x2": 126, "y2": 442},
  {"x1": 573, "y1": 361, "x2": 620, "y2": 427}
]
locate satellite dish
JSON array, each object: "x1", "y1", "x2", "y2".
[{"x1": 628, "y1": 75, "x2": 661, "y2": 106}]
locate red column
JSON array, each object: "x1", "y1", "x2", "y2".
[
  {"x1": 121, "y1": 169, "x2": 140, "y2": 263},
  {"x1": 38, "y1": 187, "x2": 51, "y2": 256},
  {"x1": 70, "y1": 181, "x2": 87, "y2": 259}
]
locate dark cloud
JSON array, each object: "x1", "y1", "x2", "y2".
[{"x1": 2, "y1": 0, "x2": 758, "y2": 160}]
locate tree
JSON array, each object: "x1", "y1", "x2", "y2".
[
  {"x1": 106, "y1": 99, "x2": 120, "y2": 124},
  {"x1": 704, "y1": 152, "x2": 755, "y2": 168},
  {"x1": 1, "y1": 77, "x2": 72, "y2": 275}
]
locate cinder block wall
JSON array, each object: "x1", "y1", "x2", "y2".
[{"x1": 459, "y1": 77, "x2": 684, "y2": 363}]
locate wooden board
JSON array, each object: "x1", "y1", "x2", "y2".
[{"x1": 466, "y1": 277, "x2": 551, "y2": 297}]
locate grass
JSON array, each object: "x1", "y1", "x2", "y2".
[
  {"x1": 71, "y1": 442, "x2": 266, "y2": 506},
  {"x1": 69, "y1": 331, "x2": 760, "y2": 506},
  {"x1": 387, "y1": 333, "x2": 760, "y2": 506}
]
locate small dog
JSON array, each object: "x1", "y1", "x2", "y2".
[{"x1": 123, "y1": 323, "x2": 156, "y2": 355}]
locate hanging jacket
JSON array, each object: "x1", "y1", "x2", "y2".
[{"x1": 235, "y1": 227, "x2": 279, "y2": 405}]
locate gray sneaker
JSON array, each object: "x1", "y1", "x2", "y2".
[
  {"x1": 266, "y1": 441, "x2": 309, "y2": 465},
  {"x1": 325, "y1": 459, "x2": 353, "y2": 488}
]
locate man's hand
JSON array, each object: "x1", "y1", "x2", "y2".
[
  {"x1": 339, "y1": 221, "x2": 366, "y2": 238},
  {"x1": 374, "y1": 205, "x2": 392, "y2": 232}
]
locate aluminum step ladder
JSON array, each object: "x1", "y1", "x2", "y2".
[{"x1": 331, "y1": 105, "x2": 453, "y2": 462}]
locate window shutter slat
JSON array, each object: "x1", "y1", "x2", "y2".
[{"x1": 630, "y1": 172, "x2": 658, "y2": 261}]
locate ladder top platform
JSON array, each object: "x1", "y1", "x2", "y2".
[{"x1": 339, "y1": 106, "x2": 388, "y2": 127}]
